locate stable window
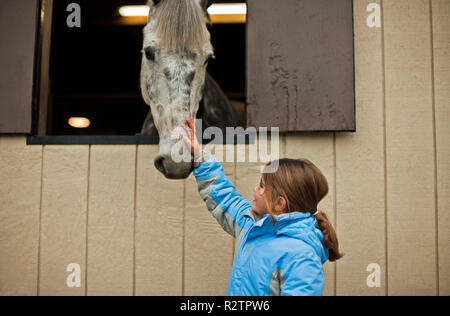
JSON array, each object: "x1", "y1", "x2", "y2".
[{"x1": 26, "y1": 0, "x2": 248, "y2": 144}]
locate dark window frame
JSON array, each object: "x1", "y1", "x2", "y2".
[{"x1": 26, "y1": 0, "x2": 254, "y2": 145}]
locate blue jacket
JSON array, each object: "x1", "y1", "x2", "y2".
[{"x1": 193, "y1": 150, "x2": 329, "y2": 296}]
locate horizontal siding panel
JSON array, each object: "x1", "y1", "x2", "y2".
[
  {"x1": 39, "y1": 145, "x2": 88, "y2": 296},
  {"x1": 0, "y1": 136, "x2": 41, "y2": 295},
  {"x1": 184, "y1": 145, "x2": 235, "y2": 296},
  {"x1": 285, "y1": 134, "x2": 336, "y2": 296},
  {"x1": 135, "y1": 145, "x2": 184, "y2": 296},
  {"x1": 335, "y1": 0, "x2": 386, "y2": 296},
  {"x1": 87, "y1": 145, "x2": 136, "y2": 296},
  {"x1": 384, "y1": 0, "x2": 437, "y2": 296},
  {"x1": 432, "y1": 0, "x2": 450, "y2": 296}
]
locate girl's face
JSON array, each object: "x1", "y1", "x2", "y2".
[{"x1": 252, "y1": 176, "x2": 269, "y2": 216}]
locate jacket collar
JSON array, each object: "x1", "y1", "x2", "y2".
[
  {"x1": 247, "y1": 211, "x2": 329, "y2": 263},
  {"x1": 250, "y1": 211, "x2": 314, "y2": 233}
]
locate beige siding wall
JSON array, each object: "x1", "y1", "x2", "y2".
[
  {"x1": 0, "y1": 0, "x2": 449, "y2": 296},
  {"x1": 336, "y1": 0, "x2": 386, "y2": 296},
  {"x1": 39, "y1": 146, "x2": 89, "y2": 296},
  {"x1": 433, "y1": 0, "x2": 450, "y2": 296}
]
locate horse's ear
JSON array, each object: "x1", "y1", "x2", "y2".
[{"x1": 150, "y1": 0, "x2": 162, "y2": 6}]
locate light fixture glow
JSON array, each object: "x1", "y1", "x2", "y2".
[
  {"x1": 207, "y1": 4, "x2": 247, "y2": 15},
  {"x1": 68, "y1": 117, "x2": 90, "y2": 129},
  {"x1": 118, "y1": 5, "x2": 150, "y2": 17},
  {"x1": 118, "y1": 3, "x2": 247, "y2": 17}
]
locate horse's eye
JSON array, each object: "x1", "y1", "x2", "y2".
[{"x1": 144, "y1": 46, "x2": 155, "y2": 61}]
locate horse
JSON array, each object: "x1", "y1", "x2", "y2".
[{"x1": 140, "y1": 0, "x2": 244, "y2": 179}]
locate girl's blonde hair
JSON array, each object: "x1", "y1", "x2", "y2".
[{"x1": 262, "y1": 158, "x2": 344, "y2": 262}]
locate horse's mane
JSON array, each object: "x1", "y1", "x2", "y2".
[{"x1": 152, "y1": 0, "x2": 209, "y2": 53}]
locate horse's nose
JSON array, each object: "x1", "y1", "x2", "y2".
[
  {"x1": 154, "y1": 154, "x2": 193, "y2": 179},
  {"x1": 154, "y1": 155, "x2": 168, "y2": 176}
]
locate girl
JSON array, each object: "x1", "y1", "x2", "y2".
[{"x1": 182, "y1": 118, "x2": 343, "y2": 296}]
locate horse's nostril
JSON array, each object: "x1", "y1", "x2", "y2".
[{"x1": 154, "y1": 156, "x2": 167, "y2": 175}]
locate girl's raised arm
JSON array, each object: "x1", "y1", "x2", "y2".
[
  {"x1": 193, "y1": 150, "x2": 254, "y2": 237},
  {"x1": 182, "y1": 118, "x2": 255, "y2": 237}
]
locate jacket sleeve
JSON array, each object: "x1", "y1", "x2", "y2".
[
  {"x1": 193, "y1": 150, "x2": 254, "y2": 237},
  {"x1": 281, "y1": 251, "x2": 325, "y2": 296}
]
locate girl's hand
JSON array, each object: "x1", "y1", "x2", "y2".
[{"x1": 181, "y1": 118, "x2": 203, "y2": 159}]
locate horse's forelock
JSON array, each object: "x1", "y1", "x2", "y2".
[{"x1": 153, "y1": 0, "x2": 209, "y2": 54}]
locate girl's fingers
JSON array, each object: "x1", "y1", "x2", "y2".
[
  {"x1": 183, "y1": 119, "x2": 197, "y2": 152},
  {"x1": 181, "y1": 123, "x2": 190, "y2": 131},
  {"x1": 183, "y1": 120, "x2": 193, "y2": 130},
  {"x1": 183, "y1": 134, "x2": 192, "y2": 144},
  {"x1": 187, "y1": 118, "x2": 194, "y2": 129},
  {"x1": 183, "y1": 135, "x2": 191, "y2": 146},
  {"x1": 186, "y1": 120, "x2": 195, "y2": 137},
  {"x1": 181, "y1": 124, "x2": 193, "y2": 139},
  {"x1": 183, "y1": 136, "x2": 195, "y2": 155}
]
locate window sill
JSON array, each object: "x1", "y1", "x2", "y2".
[{"x1": 26, "y1": 133, "x2": 256, "y2": 145}]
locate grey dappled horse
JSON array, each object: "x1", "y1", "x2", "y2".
[{"x1": 140, "y1": 0, "x2": 243, "y2": 179}]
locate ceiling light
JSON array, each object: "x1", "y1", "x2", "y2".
[
  {"x1": 68, "y1": 117, "x2": 90, "y2": 129},
  {"x1": 118, "y1": 3, "x2": 247, "y2": 17},
  {"x1": 118, "y1": 5, "x2": 149, "y2": 17},
  {"x1": 207, "y1": 4, "x2": 247, "y2": 15}
]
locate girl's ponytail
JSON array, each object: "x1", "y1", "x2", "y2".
[{"x1": 314, "y1": 211, "x2": 344, "y2": 262}]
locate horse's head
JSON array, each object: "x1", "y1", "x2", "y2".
[{"x1": 141, "y1": 0, "x2": 214, "y2": 179}]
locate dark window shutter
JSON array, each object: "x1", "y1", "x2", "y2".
[
  {"x1": 0, "y1": 0, "x2": 39, "y2": 134},
  {"x1": 247, "y1": 0, "x2": 355, "y2": 132}
]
